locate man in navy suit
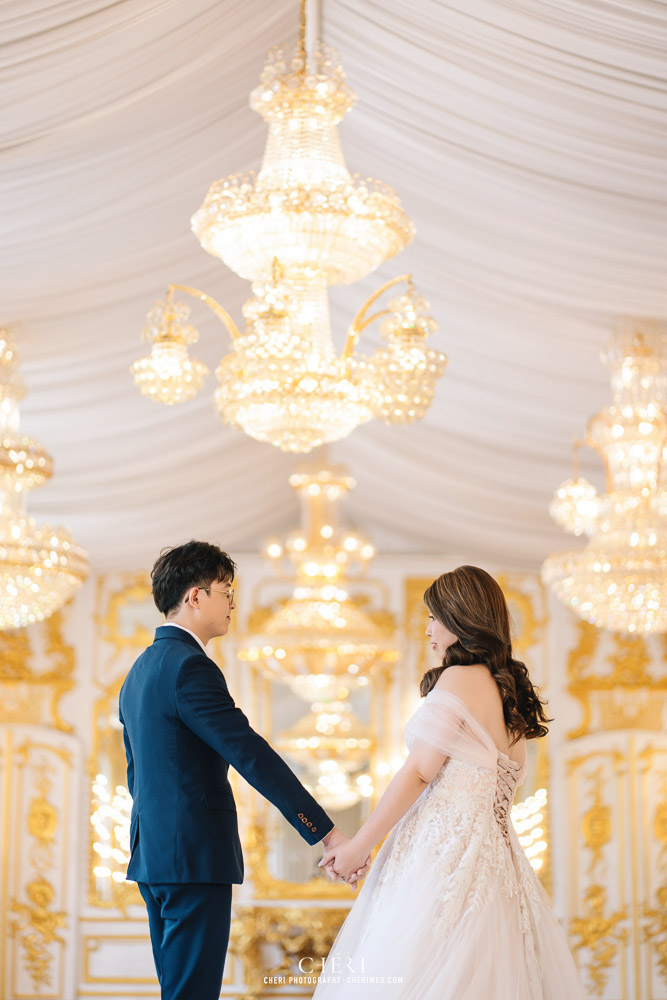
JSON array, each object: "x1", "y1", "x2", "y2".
[{"x1": 119, "y1": 541, "x2": 360, "y2": 1000}]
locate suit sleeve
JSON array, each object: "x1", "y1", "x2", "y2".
[
  {"x1": 175, "y1": 654, "x2": 334, "y2": 844},
  {"x1": 118, "y1": 696, "x2": 135, "y2": 798}
]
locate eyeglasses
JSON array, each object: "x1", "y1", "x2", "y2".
[{"x1": 201, "y1": 586, "x2": 235, "y2": 603}]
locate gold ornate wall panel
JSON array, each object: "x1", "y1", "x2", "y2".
[
  {"x1": 566, "y1": 735, "x2": 667, "y2": 1000},
  {"x1": 640, "y1": 743, "x2": 667, "y2": 1000},
  {"x1": 568, "y1": 746, "x2": 630, "y2": 998},
  {"x1": 0, "y1": 726, "x2": 79, "y2": 1000},
  {"x1": 5, "y1": 567, "x2": 661, "y2": 1000}
]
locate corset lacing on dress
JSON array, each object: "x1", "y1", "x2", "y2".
[{"x1": 494, "y1": 755, "x2": 521, "y2": 847}]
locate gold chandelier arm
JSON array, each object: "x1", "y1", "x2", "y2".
[
  {"x1": 574, "y1": 434, "x2": 612, "y2": 491},
  {"x1": 170, "y1": 284, "x2": 241, "y2": 342},
  {"x1": 343, "y1": 274, "x2": 411, "y2": 360}
]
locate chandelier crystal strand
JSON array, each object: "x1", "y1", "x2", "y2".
[
  {"x1": 0, "y1": 331, "x2": 88, "y2": 629},
  {"x1": 542, "y1": 319, "x2": 667, "y2": 633}
]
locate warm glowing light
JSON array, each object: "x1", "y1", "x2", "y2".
[
  {"x1": 511, "y1": 787, "x2": 548, "y2": 872},
  {"x1": 91, "y1": 777, "x2": 132, "y2": 883}
]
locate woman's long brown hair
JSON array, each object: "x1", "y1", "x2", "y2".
[{"x1": 421, "y1": 566, "x2": 550, "y2": 743}]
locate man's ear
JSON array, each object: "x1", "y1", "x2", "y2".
[{"x1": 184, "y1": 587, "x2": 199, "y2": 608}]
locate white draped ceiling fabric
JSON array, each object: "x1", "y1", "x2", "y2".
[{"x1": 1, "y1": 0, "x2": 666, "y2": 571}]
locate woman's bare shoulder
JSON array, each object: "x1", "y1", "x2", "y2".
[
  {"x1": 434, "y1": 665, "x2": 501, "y2": 708},
  {"x1": 434, "y1": 663, "x2": 493, "y2": 691}
]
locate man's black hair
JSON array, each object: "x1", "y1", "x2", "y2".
[{"x1": 151, "y1": 541, "x2": 237, "y2": 617}]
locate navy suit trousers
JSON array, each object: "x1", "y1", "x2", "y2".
[{"x1": 138, "y1": 882, "x2": 232, "y2": 1000}]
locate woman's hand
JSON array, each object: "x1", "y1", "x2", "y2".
[{"x1": 319, "y1": 836, "x2": 371, "y2": 885}]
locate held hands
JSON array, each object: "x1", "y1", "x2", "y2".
[{"x1": 319, "y1": 834, "x2": 371, "y2": 888}]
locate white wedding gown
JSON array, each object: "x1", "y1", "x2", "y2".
[{"x1": 313, "y1": 690, "x2": 587, "y2": 999}]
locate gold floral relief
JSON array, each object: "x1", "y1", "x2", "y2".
[
  {"x1": 581, "y1": 771, "x2": 612, "y2": 874},
  {"x1": 568, "y1": 754, "x2": 628, "y2": 997},
  {"x1": 570, "y1": 883, "x2": 628, "y2": 997},
  {"x1": 8, "y1": 740, "x2": 72, "y2": 996},
  {"x1": 0, "y1": 608, "x2": 76, "y2": 731},
  {"x1": 640, "y1": 757, "x2": 667, "y2": 990},
  {"x1": 10, "y1": 877, "x2": 67, "y2": 991}
]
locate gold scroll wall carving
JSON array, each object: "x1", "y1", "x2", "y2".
[
  {"x1": 1, "y1": 729, "x2": 77, "y2": 1000},
  {"x1": 569, "y1": 755, "x2": 629, "y2": 997},
  {"x1": 566, "y1": 624, "x2": 667, "y2": 1000},
  {"x1": 640, "y1": 747, "x2": 667, "y2": 998}
]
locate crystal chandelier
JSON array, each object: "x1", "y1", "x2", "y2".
[
  {"x1": 239, "y1": 463, "x2": 395, "y2": 807},
  {"x1": 542, "y1": 320, "x2": 667, "y2": 633},
  {"x1": 274, "y1": 705, "x2": 374, "y2": 810},
  {"x1": 0, "y1": 331, "x2": 88, "y2": 629},
  {"x1": 239, "y1": 465, "x2": 398, "y2": 691},
  {"x1": 132, "y1": 1, "x2": 446, "y2": 451}
]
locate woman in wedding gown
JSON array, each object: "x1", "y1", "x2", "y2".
[{"x1": 316, "y1": 566, "x2": 587, "y2": 999}]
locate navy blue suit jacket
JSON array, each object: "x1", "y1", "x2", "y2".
[{"x1": 119, "y1": 626, "x2": 333, "y2": 885}]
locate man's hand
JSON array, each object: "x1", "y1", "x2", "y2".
[
  {"x1": 319, "y1": 833, "x2": 372, "y2": 888},
  {"x1": 320, "y1": 827, "x2": 347, "y2": 881}
]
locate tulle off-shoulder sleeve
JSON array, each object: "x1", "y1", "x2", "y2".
[{"x1": 404, "y1": 689, "x2": 500, "y2": 771}]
